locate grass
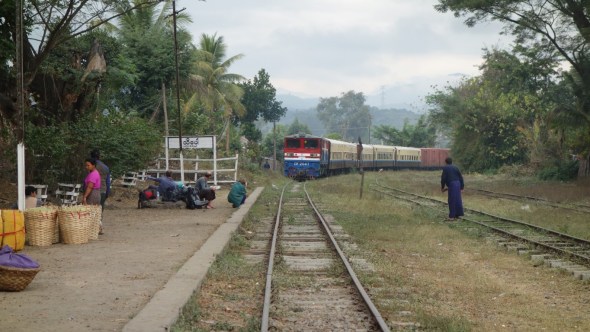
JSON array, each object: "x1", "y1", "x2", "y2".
[
  {"x1": 306, "y1": 171, "x2": 590, "y2": 331},
  {"x1": 173, "y1": 170, "x2": 590, "y2": 331}
]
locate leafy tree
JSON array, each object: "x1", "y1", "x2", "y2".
[
  {"x1": 189, "y1": 33, "x2": 245, "y2": 152},
  {"x1": 426, "y1": 48, "x2": 562, "y2": 172},
  {"x1": 316, "y1": 91, "x2": 371, "y2": 142},
  {"x1": 1, "y1": 0, "x2": 166, "y2": 123},
  {"x1": 105, "y1": 0, "x2": 195, "y2": 117},
  {"x1": 325, "y1": 133, "x2": 343, "y2": 140},
  {"x1": 261, "y1": 124, "x2": 288, "y2": 161},
  {"x1": 435, "y1": 0, "x2": 590, "y2": 169},
  {"x1": 287, "y1": 118, "x2": 312, "y2": 135},
  {"x1": 239, "y1": 69, "x2": 287, "y2": 141},
  {"x1": 372, "y1": 115, "x2": 436, "y2": 147}
]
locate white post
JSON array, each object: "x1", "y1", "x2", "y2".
[
  {"x1": 180, "y1": 150, "x2": 185, "y2": 183},
  {"x1": 17, "y1": 143, "x2": 25, "y2": 211},
  {"x1": 234, "y1": 153, "x2": 239, "y2": 182},
  {"x1": 213, "y1": 136, "x2": 217, "y2": 185},
  {"x1": 165, "y1": 137, "x2": 170, "y2": 170}
]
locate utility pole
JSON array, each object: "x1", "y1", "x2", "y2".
[
  {"x1": 162, "y1": 82, "x2": 169, "y2": 136},
  {"x1": 272, "y1": 121, "x2": 276, "y2": 171},
  {"x1": 172, "y1": 0, "x2": 184, "y2": 182},
  {"x1": 357, "y1": 137, "x2": 364, "y2": 199}
]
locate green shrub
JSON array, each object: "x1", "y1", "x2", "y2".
[
  {"x1": 537, "y1": 159, "x2": 578, "y2": 181},
  {"x1": 23, "y1": 112, "x2": 162, "y2": 184}
]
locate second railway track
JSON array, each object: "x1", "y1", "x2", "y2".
[
  {"x1": 370, "y1": 183, "x2": 590, "y2": 275},
  {"x1": 467, "y1": 187, "x2": 590, "y2": 214}
]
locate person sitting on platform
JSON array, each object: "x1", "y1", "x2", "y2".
[
  {"x1": 196, "y1": 171, "x2": 216, "y2": 209},
  {"x1": 227, "y1": 179, "x2": 247, "y2": 208},
  {"x1": 25, "y1": 185, "x2": 42, "y2": 209},
  {"x1": 147, "y1": 171, "x2": 177, "y2": 201}
]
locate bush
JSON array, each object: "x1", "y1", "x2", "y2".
[
  {"x1": 24, "y1": 113, "x2": 162, "y2": 184},
  {"x1": 537, "y1": 159, "x2": 578, "y2": 181}
]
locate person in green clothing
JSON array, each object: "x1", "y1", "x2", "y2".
[{"x1": 227, "y1": 179, "x2": 247, "y2": 208}]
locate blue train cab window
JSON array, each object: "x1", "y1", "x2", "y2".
[
  {"x1": 304, "y1": 140, "x2": 318, "y2": 148},
  {"x1": 286, "y1": 138, "x2": 300, "y2": 148}
]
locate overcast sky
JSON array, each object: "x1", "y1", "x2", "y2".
[{"x1": 182, "y1": 0, "x2": 511, "y2": 109}]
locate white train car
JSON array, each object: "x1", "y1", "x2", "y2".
[
  {"x1": 326, "y1": 138, "x2": 357, "y2": 174},
  {"x1": 372, "y1": 144, "x2": 396, "y2": 169},
  {"x1": 394, "y1": 146, "x2": 421, "y2": 169}
]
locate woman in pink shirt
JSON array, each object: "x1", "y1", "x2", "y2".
[{"x1": 83, "y1": 158, "x2": 101, "y2": 205}]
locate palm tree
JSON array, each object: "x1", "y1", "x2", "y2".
[
  {"x1": 103, "y1": 0, "x2": 194, "y2": 117},
  {"x1": 189, "y1": 33, "x2": 246, "y2": 152}
]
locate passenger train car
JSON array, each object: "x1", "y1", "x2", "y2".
[{"x1": 283, "y1": 134, "x2": 449, "y2": 179}]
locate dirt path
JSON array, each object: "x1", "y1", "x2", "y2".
[{"x1": 0, "y1": 189, "x2": 233, "y2": 332}]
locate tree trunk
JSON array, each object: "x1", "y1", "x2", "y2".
[
  {"x1": 226, "y1": 122, "x2": 230, "y2": 153},
  {"x1": 579, "y1": 153, "x2": 590, "y2": 178}
]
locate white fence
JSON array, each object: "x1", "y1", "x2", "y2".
[{"x1": 135, "y1": 154, "x2": 239, "y2": 186}]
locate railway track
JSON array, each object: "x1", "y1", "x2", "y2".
[
  {"x1": 259, "y1": 182, "x2": 390, "y2": 331},
  {"x1": 467, "y1": 188, "x2": 590, "y2": 214},
  {"x1": 370, "y1": 183, "x2": 590, "y2": 274}
]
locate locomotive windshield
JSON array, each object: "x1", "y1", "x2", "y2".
[
  {"x1": 304, "y1": 139, "x2": 318, "y2": 149},
  {"x1": 285, "y1": 138, "x2": 300, "y2": 148}
]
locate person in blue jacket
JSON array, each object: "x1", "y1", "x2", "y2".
[
  {"x1": 441, "y1": 157, "x2": 464, "y2": 220},
  {"x1": 227, "y1": 179, "x2": 247, "y2": 208},
  {"x1": 147, "y1": 171, "x2": 177, "y2": 201}
]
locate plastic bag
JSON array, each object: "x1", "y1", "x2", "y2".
[{"x1": 0, "y1": 245, "x2": 40, "y2": 269}]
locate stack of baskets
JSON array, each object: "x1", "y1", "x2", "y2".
[
  {"x1": 58, "y1": 206, "x2": 93, "y2": 244},
  {"x1": 24, "y1": 207, "x2": 59, "y2": 246},
  {"x1": 24, "y1": 205, "x2": 101, "y2": 245}
]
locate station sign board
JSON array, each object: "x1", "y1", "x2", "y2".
[{"x1": 167, "y1": 136, "x2": 214, "y2": 149}]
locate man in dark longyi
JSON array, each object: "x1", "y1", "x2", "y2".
[{"x1": 441, "y1": 157, "x2": 464, "y2": 220}]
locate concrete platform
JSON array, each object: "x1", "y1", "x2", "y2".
[{"x1": 123, "y1": 187, "x2": 263, "y2": 332}]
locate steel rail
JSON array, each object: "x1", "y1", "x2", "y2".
[
  {"x1": 460, "y1": 216, "x2": 590, "y2": 264},
  {"x1": 304, "y1": 183, "x2": 391, "y2": 332},
  {"x1": 371, "y1": 184, "x2": 590, "y2": 265},
  {"x1": 376, "y1": 184, "x2": 590, "y2": 245},
  {"x1": 468, "y1": 188, "x2": 590, "y2": 214},
  {"x1": 260, "y1": 183, "x2": 288, "y2": 332}
]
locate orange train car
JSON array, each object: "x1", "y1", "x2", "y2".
[{"x1": 420, "y1": 148, "x2": 450, "y2": 170}]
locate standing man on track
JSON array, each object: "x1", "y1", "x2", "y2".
[{"x1": 441, "y1": 157, "x2": 464, "y2": 221}]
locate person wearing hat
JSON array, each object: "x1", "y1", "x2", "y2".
[{"x1": 196, "y1": 171, "x2": 216, "y2": 209}]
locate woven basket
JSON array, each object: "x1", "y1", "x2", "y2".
[
  {"x1": 0, "y1": 265, "x2": 40, "y2": 291},
  {"x1": 86, "y1": 205, "x2": 101, "y2": 240},
  {"x1": 58, "y1": 207, "x2": 91, "y2": 244},
  {"x1": 24, "y1": 208, "x2": 58, "y2": 247},
  {"x1": 52, "y1": 213, "x2": 59, "y2": 244}
]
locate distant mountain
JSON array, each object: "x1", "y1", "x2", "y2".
[
  {"x1": 266, "y1": 93, "x2": 422, "y2": 137},
  {"x1": 276, "y1": 93, "x2": 319, "y2": 111}
]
